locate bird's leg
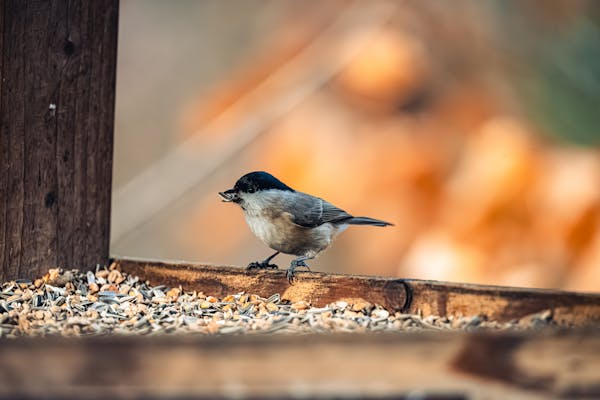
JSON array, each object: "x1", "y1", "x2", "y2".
[
  {"x1": 286, "y1": 255, "x2": 314, "y2": 284},
  {"x1": 246, "y1": 251, "x2": 280, "y2": 270}
]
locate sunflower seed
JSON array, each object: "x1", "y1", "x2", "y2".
[{"x1": 0, "y1": 268, "x2": 563, "y2": 338}]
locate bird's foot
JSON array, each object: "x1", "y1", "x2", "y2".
[
  {"x1": 286, "y1": 260, "x2": 311, "y2": 284},
  {"x1": 246, "y1": 261, "x2": 279, "y2": 271}
]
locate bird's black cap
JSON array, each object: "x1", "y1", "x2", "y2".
[{"x1": 234, "y1": 171, "x2": 294, "y2": 193}]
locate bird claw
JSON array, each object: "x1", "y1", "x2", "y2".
[
  {"x1": 286, "y1": 268, "x2": 296, "y2": 284},
  {"x1": 286, "y1": 260, "x2": 311, "y2": 284},
  {"x1": 246, "y1": 261, "x2": 278, "y2": 270}
]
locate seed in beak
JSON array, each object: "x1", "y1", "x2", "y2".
[{"x1": 219, "y1": 189, "x2": 237, "y2": 202}]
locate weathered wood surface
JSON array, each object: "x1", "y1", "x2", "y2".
[
  {"x1": 118, "y1": 258, "x2": 410, "y2": 313},
  {"x1": 116, "y1": 258, "x2": 600, "y2": 325},
  {"x1": 0, "y1": 0, "x2": 118, "y2": 281},
  {"x1": 0, "y1": 330, "x2": 599, "y2": 399}
]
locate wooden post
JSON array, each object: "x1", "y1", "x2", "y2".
[{"x1": 0, "y1": 1, "x2": 119, "y2": 280}]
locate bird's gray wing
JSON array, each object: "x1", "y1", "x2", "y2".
[{"x1": 283, "y1": 192, "x2": 353, "y2": 228}]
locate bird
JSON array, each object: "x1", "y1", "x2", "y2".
[{"x1": 219, "y1": 171, "x2": 393, "y2": 283}]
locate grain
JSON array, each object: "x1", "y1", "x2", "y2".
[{"x1": 0, "y1": 267, "x2": 560, "y2": 338}]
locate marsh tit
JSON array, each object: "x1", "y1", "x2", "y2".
[{"x1": 219, "y1": 171, "x2": 393, "y2": 283}]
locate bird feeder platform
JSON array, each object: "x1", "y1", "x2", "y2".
[
  {"x1": 1, "y1": 2, "x2": 599, "y2": 398},
  {"x1": 1, "y1": 258, "x2": 599, "y2": 399}
]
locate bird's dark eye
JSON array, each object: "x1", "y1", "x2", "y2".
[{"x1": 248, "y1": 187, "x2": 255, "y2": 193}]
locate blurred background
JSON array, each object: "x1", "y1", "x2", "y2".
[{"x1": 112, "y1": 0, "x2": 600, "y2": 291}]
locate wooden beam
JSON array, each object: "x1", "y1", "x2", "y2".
[
  {"x1": 117, "y1": 258, "x2": 410, "y2": 313},
  {"x1": 116, "y1": 258, "x2": 600, "y2": 325},
  {"x1": 0, "y1": 0, "x2": 119, "y2": 280},
  {"x1": 0, "y1": 330, "x2": 599, "y2": 399}
]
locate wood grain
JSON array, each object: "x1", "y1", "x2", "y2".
[
  {"x1": 117, "y1": 258, "x2": 410, "y2": 313},
  {"x1": 0, "y1": 1, "x2": 118, "y2": 280},
  {"x1": 408, "y1": 279, "x2": 600, "y2": 326},
  {"x1": 0, "y1": 330, "x2": 598, "y2": 399},
  {"x1": 116, "y1": 258, "x2": 600, "y2": 325}
]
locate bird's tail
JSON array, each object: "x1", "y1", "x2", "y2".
[{"x1": 344, "y1": 216, "x2": 393, "y2": 227}]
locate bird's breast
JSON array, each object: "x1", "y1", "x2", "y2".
[
  {"x1": 243, "y1": 212, "x2": 341, "y2": 256},
  {"x1": 244, "y1": 213, "x2": 279, "y2": 245}
]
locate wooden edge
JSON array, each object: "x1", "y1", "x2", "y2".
[
  {"x1": 407, "y1": 279, "x2": 600, "y2": 326},
  {"x1": 114, "y1": 257, "x2": 600, "y2": 325},
  {"x1": 0, "y1": 329, "x2": 599, "y2": 399},
  {"x1": 115, "y1": 257, "x2": 410, "y2": 311}
]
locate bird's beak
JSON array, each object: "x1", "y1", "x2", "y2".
[{"x1": 219, "y1": 189, "x2": 238, "y2": 202}]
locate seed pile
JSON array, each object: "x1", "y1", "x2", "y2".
[{"x1": 0, "y1": 266, "x2": 557, "y2": 338}]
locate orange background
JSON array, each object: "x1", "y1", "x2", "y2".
[{"x1": 112, "y1": 1, "x2": 600, "y2": 291}]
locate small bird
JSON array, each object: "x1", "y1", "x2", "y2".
[{"x1": 219, "y1": 171, "x2": 393, "y2": 283}]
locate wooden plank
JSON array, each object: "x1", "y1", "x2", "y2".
[
  {"x1": 116, "y1": 258, "x2": 600, "y2": 325},
  {"x1": 0, "y1": 0, "x2": 118, "y2": 280},
  {"x1": 117, "y1": 258, "x2": 410, "y2": 313},
  {"x1": 0, "y1": 330, "x2": 598, "y2": 399},
  {"x1": 407, "y1": 279, "x2": 600, "y2": 326}
]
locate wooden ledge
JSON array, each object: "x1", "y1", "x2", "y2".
[
  {"x1": 1, "y1": 330, "x2": 599, "y2": 399},
  {"x1": 115, "y1": 257, "x2": 600, "y2": 326}
]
